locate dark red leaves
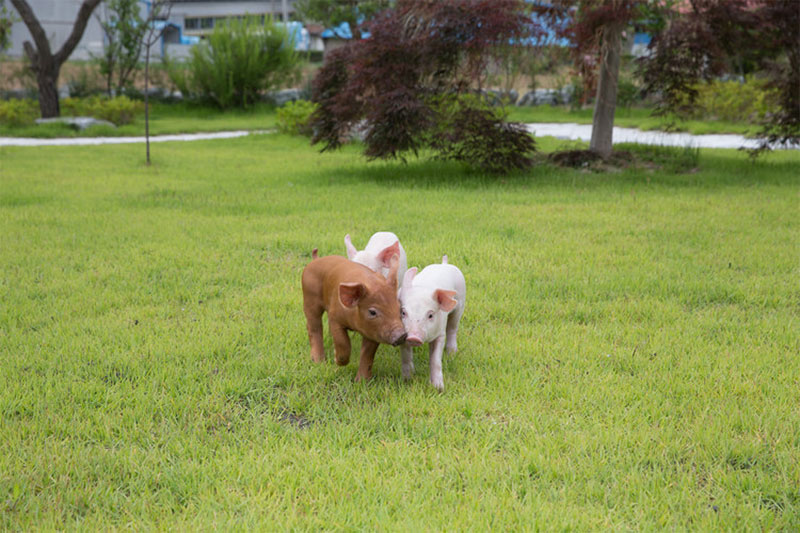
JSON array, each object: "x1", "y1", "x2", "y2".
[{"x1": 310, "y1": 0, "x2": 537, "y2": 173}]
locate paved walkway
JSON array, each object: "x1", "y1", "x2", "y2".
[
  {"x1": 0, "y1": 130, "x2": 260, "y2": 147},
  {"x1": 524, "y1": 123, "x2": 793, "y2": 150},
  {"x1": 0, "y1": 123, "x2": 795, "y2": 150}
]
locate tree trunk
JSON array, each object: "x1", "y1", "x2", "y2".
[
  {"x1": 589, "y1": 22, "x2": 623, "y2": 159},
  {"x1": 145, "y1": 42, "x2": 151, "y2": 165},
  {"x1": 36, "y1": 65, "x2": 60, "y2": 117},
  {"x1": 10, "y1": 0, "x2": 103, "y2": 118}
]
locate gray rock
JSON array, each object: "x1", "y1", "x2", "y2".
[
  {"x1": 36, "y1": 116, "x2": 117, "y2": 130},
  {"x1": 1, "y1": 89, "x2": 36, "y2": 100},
  {"x1": 143, "y1": 87, "x2": 166, "y2": 98},
  {"x1": 348, "y1": 119, "x2": 368, "y2": 142},
  {"x1": 264, "y1": 88, "x2": 307, "y2": 107},
  {"x1": 560, "y1": 85, "x2": 575, "y2": 104},
  {"x1": 517, "y1": 88, "x2": 568, "y2": 106},
  {"x1": 516, "y1": 91, "x2": 535, "y2": 106}
]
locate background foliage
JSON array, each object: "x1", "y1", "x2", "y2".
[
  {"x1": 94, "y1": 0, "x2": 147, "y2": 96},
  {"x1": 166, "y1": 16, "x2": 300, "y2": 109},
  {"x1": 311, "y1": 0, "x2": 536, "y2": 173},
  {"x1": 0, "y1": 95, "x2": 141, "y2": 126}
]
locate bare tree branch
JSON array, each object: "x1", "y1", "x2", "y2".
[{"x1": 54, "y1": 0, "x2": 103, "y2": 64}]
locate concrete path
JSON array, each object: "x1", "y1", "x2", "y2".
[
  {"x1": 524, "y1": 122, "x2": 795, "y2": 150},
  {"x1": 0, "y1": 123, "x2": 795, "y2": 150},
  {"x1": 0, "y1": 130, "x2": 261, "y2": 147}
]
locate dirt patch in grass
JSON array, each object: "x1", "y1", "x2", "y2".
[{"x1": 546, "y1": 146, "x2": 700, "y2": 173}]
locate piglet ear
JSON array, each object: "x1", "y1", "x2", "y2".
[
  {"x1": 344, "y1": 234, "x2": 357, "y2": 260},
  {"x1": 402, "y1": 267, "x2": 417, "y2": 289},
  {"x1": 339, "y1": 282, "x2": 365, "y2": 308},
  {"x1": 377, "y1": 241, "x2": 400, "y2": 268},
  {"x1": 434, "y1": 289, "x2": 458, "y2": 312},
  {"x1": 385, "y1": 253, "x2": 400, "y2": 288}
]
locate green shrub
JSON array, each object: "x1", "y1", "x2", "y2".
[
  {"x1": 89, "y1": 95, "x2": 142, "y2": 125},
  {"x1": 66, "y1": 62, "x2": 104, "y2": 98},
  {"x1": 61, "y1": 95, "x2": 142, "y2": 125},
  {"x1": 161, "y1": 53, "x2": 192, "y2": 97},
  {"x1": 276, "y1": 100, "x2": 318, "y2": 136},
  {"x1": 692, "y1": 76, "x2": 777, "y2": 123},
  {"x1": 616, "y1": 79, "x2": 641, "y2": 109},
  {"x1": 0, "y1": 98, "x2": 39, "y2": 126},
  {"x1": 171, "y1": 16, "x2": 300, "y2": 109}
]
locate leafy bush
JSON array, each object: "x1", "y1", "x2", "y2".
[
  {"x1": 66, "y1": 62, "x2": 104, "y2": 98},
  {"x1": 616, "y1": 79, "x2": 641, "y2": 109},
  {"x1": 169, "y1": 16, "x2": 300, "y2": 109},
  {"x1": 311, "y1": 0, "x2": 536, "y2": 174},
  {"x1": 61, "y1": 95, "x2": 143, "y2": 125},
  {"x1": 692, "y1": 77, "x2": 777, "y2": 123},
  {"x1": 432, "y1": 105, "x2": 536, "y2": 173},
  {"x1": 0, "y1": 98, "x2": 39, "y2": 126},
  {"x1": 276, "y1": 100, "x2": 318, "y2": 136},
  {"x1": 90, "y1": 95, "x2": 142, "y2": 125}
]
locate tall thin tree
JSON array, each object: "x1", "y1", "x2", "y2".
[
  {"x1": 141, "y1": 0, "x2": 171, "y2": 165},
  {"x1": 533, "y1": 0, "x2": 639, "y2": 159}
]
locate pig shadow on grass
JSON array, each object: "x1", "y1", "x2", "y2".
[
  {"x1": 316, "y1": 151, "x2": 800, "y2": 190},
  {"x1": 319, "y1": 159, "x2": 536, "y2": 190}
]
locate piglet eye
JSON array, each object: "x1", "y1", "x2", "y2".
[
  {"x1": 401, "y1": 308, "x2": 407, "y2": 318},
  {"x1": 368, "y1": 308, "x2": 378, "y2": 318},
  {"x1": 427, "y1": 311, "x2": 434, "y2": 320}
]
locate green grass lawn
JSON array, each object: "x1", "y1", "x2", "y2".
[
  {"x1": 0, "y1": 101, "x2": 279, "y2": 138},
  {"x1": 1, "y1": 100, "x2": 758, "y2": 138},
  {"x1": 506, "y1": 106, "x2": 759, "y2": 136},
  {"x1": 1, "y1": 135, "x2": 798, "y2": 529}
]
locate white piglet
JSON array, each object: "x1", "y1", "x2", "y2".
[
  {"x1": 399, "y1": 255, "x2": 466, "y2": 391},
  {"x1": 344, "y1": 231, "x2": 408, "y2": 287}
]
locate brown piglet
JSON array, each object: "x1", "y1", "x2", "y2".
[{"x1": 302, "y1": 253, "x2": 407, "y2": 381}]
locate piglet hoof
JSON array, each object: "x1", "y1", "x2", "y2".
[
  {"x1": 354, "y1": 372, "x2": 372, "y2": 383},
  {"x1": 445, "y1": 340, "x2": 457, "y2": 354},
  {"x1": 334, "y1": 354, "x2": 350, "y2": 366},
  {"x1": 402, "y1": 362, "x2": 415, "y2": 380},
  {"x1": 430, "y1": 376, "x2": 445, "y2": 392},
  {"x1": 311, "y1": 351, "x2": 325, "y2": 363}
]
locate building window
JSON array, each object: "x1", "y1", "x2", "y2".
[
  {"x1": 200, "y1": 17, "x2": 213, "y2": 29},
  {"x1": 185, "y1": 17, "x2": 198, "y2": 30}
]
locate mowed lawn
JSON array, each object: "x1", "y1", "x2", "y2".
[{"x1": 1, "y1": 135, "x2": 798, "y2": 530}]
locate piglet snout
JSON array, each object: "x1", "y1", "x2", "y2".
[
  {"x1": 405, "y1": 334, "x2": 423, "y2": 347},
  {"x1": 391, "y1": 331, "x2": 407, "y2": 347}
]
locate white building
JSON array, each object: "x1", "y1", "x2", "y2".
[{"x1": 5, "y1": 0, "x2": 301, "y2": 61}]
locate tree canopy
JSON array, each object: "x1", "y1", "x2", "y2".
[
  {"x1": 639, "y1": 0, "x2": 799, "y2": 149},
  {"x1": 310, "y1": 0, "x2": 536, "y2": 174}
]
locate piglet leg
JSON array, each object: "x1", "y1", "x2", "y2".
[
  {"x1": 428, "y1": 336, "x2": 446, "y2": 391},
  {"x1": 445, "y1": 305, "x2": 464, "y2": 354},
  {"x1": 304, "y1": 302, "x2": 325, "y2": 362},
  {"x1": 329, "y1": 319, "x2": 351, "y2": 366},
  {"x1": 355, "y1": 337, "x2": 380, "y2": 382},
  {"x1": 401, "y1": 344, "x2": 415, "y2": 380}
]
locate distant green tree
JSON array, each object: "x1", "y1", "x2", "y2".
[
  {"x1": 95, "y1": 0, "x2": 148, "y2": 96},
  {"x1": 295, "y1": 0, "x2": 393, "y2": 39},
  {"x1": 0, "y1": 0, "x2": 15, "y2": 52},
  {"x1": 175, "y1": 16, "x2": 300, "y2": 109}
]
